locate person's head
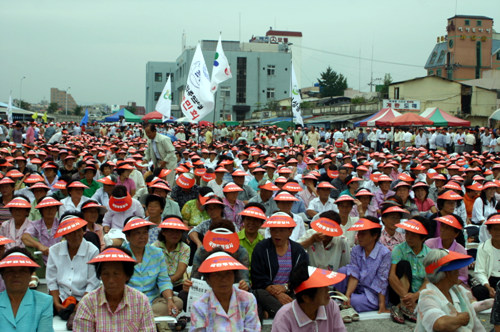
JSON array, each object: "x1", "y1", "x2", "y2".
[
  {"x1": 158, "y1": 215, "x2": 186, "y2": 246},
  {"x1": 84, "y1": 165, "x2": 97, "y2": 182},
  {"x1": 338, "y1": 166, "x2": 349, "y2": 182},
  {"x1": 394, "y1": 182, "x2": 411, "y2": 202},
  {"x1": 144, "y1": 123, "x2": 157, "y2": 140},
  {"x1": 6, "y1": 195, "x2": 31, "y2": 222},
  {"x1": 437, "y1": 214, "x2": 462, "y2": 244},
  {"x1": 100, "y1": 162, "x2": 113, "y2": 177},
  {"x1": 437, "y1": 190, "x2": 461, "y2": 215},
  {"x1": 381, "y1": 205, "x2": 406, "y2": 233},
  {"x1": 316, "y1": 182, "x2": 332, "y2": 201},
  {"x1": 289, "y1": 261, "x2": 331, "y2": 307},
  {"x1": 0, "y1": 178, "x2": 15, "y2": 197},
  {"x1": 93, "y1": 246, "x2": 136, "y2": 295},
  {"x1": 81, "y1": 200, "x2": 104, "y2": 224},
  {"x1": 355, "y1": 189, "x2": 373, "y2": 206},
  {"x1": 265, "y1": 212, "x2": 295, "y2": 248},
  {"x1": 240, "y1": 203, "x2": 266, "y2": 235},
  {"x1": 413, "y1": 182, "x2": 429, "y2": 201},
  {"x1": 0, "y1": 247, "x2": 38, "y2": 295},
  {"x1": 222, "y1": 182, "x2": 241, "y2": 204},
  {"x1": 423, "y1": 249, "x2": 472, "y2": 285},
  {"x1": 275, "y1": 191, "x2": 296, "y2": 214},
  {"x1": 335, "y1": 195, "x2": 355, "y2": 217},
  {"x1": 402, "y1": 217, "x2": 431, "y2": 249},
  {"x1": 145, "y1": 194, "x2": 166, "y2": 219},
  {"x1": 199, "y1": 249, "x2": 243, "y2": 297},
  {"x1": 123, "y1": 217, "x2": 154, "y2": 249},
  {"x1": 37, "y1": 197, "x2": 61, "y2": 221},
  {"x1": 356, "y1": 216, "x2": 382, "y2": 249},
  {"x1": 486, "y1": 214, "x2": 500, "y2": 240},
  {"x1": 203, "y1": 196, "x2": 224, "y2": 221},
  {"x1": 58, "y1": 212, "x2": 86, "y2": 245},
  {"x1": 67, "y1": 179, "x2": 85, "y2": 199}
]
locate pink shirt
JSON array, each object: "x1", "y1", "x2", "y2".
[
  {"x1": 415, "y1": 198, "x2": 436, "y2": 213},
  {"x1": 425, "y1": 237, "x2": 468, "y2": 284},
  {"x1": 272, "y1": 299, "x2": 346, "y2": 332}
]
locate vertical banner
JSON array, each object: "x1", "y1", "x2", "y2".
[
  {"x1": 291, "y1": 63, "x2": 304, "y2": 126},
  {"x1": 156, "y1": 74, "x2": 172, "y2": 122}
]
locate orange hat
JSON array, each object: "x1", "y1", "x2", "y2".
[
  {"x1": 29, "y1": 182, "x2": 50, "y2": 191},
  {"x1": 348, "y1": 218, "x2": 382, "y2": 231},
  {"x1": 311, "y1": 218, "x2": 343, "y2": 237},
  {"x1": 88, "y1": 247, "x2": 137, "y2": 264},
  {"x1": 159, "y1": 217, "x2": 189, "y2": 231},
  {"x1": 0, "y1": 252, "x2": 40, "y2": 269},
  {"x1": 203, "y1": 228, "x2": 240, "y2": 254},
  {"x1": 239, "y1": 206, "x2": 267, "y2": 220},
  {"x1": 482, "y1": 181, "x2": 498, "y2": 190},
  {"x1": 259, "y1": 181, "x2": 280, "y2": 191},
  {"x1": 346, "y1": 177, "x2": 362, "y2": 185},
  {"x1": 202, "y1": 172, "x2": 216, "y2": 182},
  {"x1": 109, "y1": 193, "x2": 133, "y2": 212},
  {"x1": 24, "y1": 174, "x2": 44, "y2": 184},
  {"x1": 5, "y1": 170, "x2": 23, "y2": 178},
  {"x1": 317, "y1": 181, "x2": 335, "y2": 189},
  {"x1": 203, "y1": 197, "x2": 224, "y2": 207},
  {"x1": 53, "y1": 180, "x2": 67, "y2": 189},
  {"x1": 5, "y1": 197, "x2": 32, "y2": 209},
  {"x1": 117, "y1": 164, "x2": 134, "y2": 170},
  {"x1": 355, "y1": 189, "x2": 374, "y2": 197},
  {"x1": 425, "y1": 250, "x2": 474, "y2": 274},
  {"x1": 0, "y1": 235, "x2": 14, "y2": 246},
  {"x1": 282, "y1": 182, "x2": 303, "y2": 192},
  {"x1": 176, "y1": 173, "x2": 195, "y2": 189},
  {"x1": 0, "y1": 177, "x2": 15, "y2": 185},
  {"x1": 434, "y1": 215, "x2": 463, "y2": 230},
  {"x1": 67, "y1": 182, "x2": 89, "y2": 189},
  {"x1": 223, "y1": 182, "x2": 243, "y2": 193},
  {"x1": 232, "y1": 170, "x2": 249, "y2": 177},
  {"x1": 398, "y1": 173, "x2": 414, "y2": 182},
  {"x1": 150, "y1": 181, "x2": 171, "y2": 192},
  {"x1": 159, "y1": 169, "x2": 172, "y2": 178},
  {"x1": 122, "y1": 217, "x2": 156, "y2": 232},
  {"x1": 443, "y1": 181, "x2": 462, "y2": 191},
  {"x1": 215, "y1": 167, "x2": 229, "y2": 173},
  {"x1": 396, "y1": 219, "x2": 428, "y2": 235},
  {"x1": 55, "y1": 216, "x2": 88, "y2": 238},
  {"x1": 262, "y1": 212, "x2": 296, "y2": 228},
  {"x1": 382, "y1": 205, "x2": 409, "y2": 217},
  {"x1": 194, "y1": 168, "x2": 206, "y2": 177},
  {"x1": 294, "y1": 266, "x2": 346, "y2": 293},
  {"x1": 274, "y1": 192, "x2": 299, "y2": 202},
  {"x1": 335, "y1": 195, "x2": 355, "y2": 204},
  {"x1": 377, "y1": 174, "x2": 392, "y2": 182},
  {"x1": 35, "y1": 197, "x2": 62, "y2": 209},
  {"x1": 198, "y1": 251, "x2": 248, "y2": 273},
  {"x1": 438, "y1": 190, "x2": 462, "y2": 200},
  {"x1": 485, "y1": 214, "x2": 500, "y2": 225},
  {"x1": 327, "y1": 169, "x2": 339, "y2": 179}
]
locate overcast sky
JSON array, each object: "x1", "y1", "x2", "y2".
[{"x1": 1, "y1": 0, "x2": 498, "y2": 107}]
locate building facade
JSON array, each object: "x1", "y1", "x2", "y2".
[
  {"x1": 389, "y1": 76, "x2": 497, "y2": 126},
  {"x1": 50, "y1": 88, "x2": 76, "y2": 112},
  {"x1": 146, "y1": 38, "x2": 294, "y2": 122},
  {"x1": 425, "y1": 15, "x2": 500, "y2": 81}
]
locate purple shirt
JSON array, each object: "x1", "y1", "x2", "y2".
[
  {"x1": 272, "y1": 299, "x2": 346, "y2": 332},
  {"x1": 425, "y1": 237, "x2": 468, "y2": 284},
  {"x1": 222, "y1": 198, "x2": 244, "y2": 230},
  {"x1": 24, "y1": 218, "x2": 61, "y2": 263},
  {"x1": 374, "y1": 189, "x2": 395, "y2": 212}
]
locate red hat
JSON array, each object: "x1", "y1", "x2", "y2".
[
  {"x1": 203, "y1": 197, "x2": 224, "y2": 207},
  {"x1": 259, "y1": 181, "x2": 280, "y2": 191},
  {"x1": 67, "y1": 181, "x2": 89, "y2": 189},
  {"x1": 443, "y1": 181, "x2": 462, "y2": 191},
  {"x1": 122, "y1": 217, "x2": 156, "y2": 232},
  {"x1": 382, "y1": 205, "x2": 409, "y2": 217},
  {"x1": 223, "y1": 182, "x2": 243, "y2": 193},
  {"x1": 294, "y1": 266, "x2": 346, "y2": 293},
  {"x1": 434, "y1": 215, "x2": 463, "y2": 230},
  {"x1": 317, "y1": 181, "x2": 335, "y2": 189},
  {"x1": 438, "y1": 190, "x2": 462, "y2": 200},
  {"x1": 0, "y1": 177, "x2": 15, "y2": 185},
  {"x1": 81, "y1": 201, "x2": 107, "y2": 214},
  {"x1": 355, "y1": 189, "x2": 374, "y2": 197},
  {"x1": 262, "y1": 212, "x2": 296, "y2": 228},
  {"x1": 88, "y1": 247, "x2": 137, "y2": 264},
  {"x1": 176, "y1": 173, "x2": 195, "y2": 189},
  {"x1": 202, "y1": 172, "x2": 216, "y2": 182},
  {"x1": 109, "y1": 193, "x2": 133, "y2": 212},
  {"x1": 159, "y1": 217, "x2": 189, "y2": 231},
  {"x1": 0, "y1": 252, "x2": 40, "y2": 269},
  {"x1": 35, "y1": 197, "x2": 63, "y2": 209},
  {"x1": 55, "y1": 216, "x2": 88, "y2": 238},
  {"x1": 377, "y1": 174, "x2": 392, "y2": 182},
  {"x1": 485, "y1": 214, "x2": 500, "y2": 225},
  {"x1": 396, "y1": 219, "x2": 428, "y2": 235},
  {"x1": 203, "y1": 228, "x2": 240, "y2": 254},
  {"x1": 5, "y1": 170, "x2": 23, "y2": 178},
  {"x1": 311, "y1": 218, "x2": 343, "y2": 237},
  {"x1": 24, "y1": 174, "x2": 44, "y2": 184},
  {"x1": 5, "y1": 197, "x2": 32, "y2": 209},
  {"x1": 425, "y1": 250, "x2": 474, "y2": 274},
  {"x1": 0, "y1": 236, "x2": 14, "y2": 246},
  {"x1": 335, "y1": 195, "x2": 355, "y2": 204},
  {"x1": 346, "y1": 177, "x2": 362, "y2": 185},
  {"x1": 215, "y1": 167, "x2": 229, "y2": 173},
  {"x1": 194, "y1": 168, "x2": 206, "y2": 177},
  {"x1": 282, "y1": 182, "x2": 303, "y2": 192},
  {"x1": 274, "y1": 192, "x2": 299, "y2": 202},
  {"x1": 348, "y1": 218, "x2": 382, "y2": 231},
  {"x1": 53, "y1": 180, "x2": 67, "y2": 190},
  {"x1": 239, "y1": 206, "x2": 267, "y2": 220},
  {"x1": 158, "y1": 169, "x2": 172, "y2": 178},
  {"x1": 150, "y1": 181, "x2": 171, "y2": 192},
  {"x1": 482, "y1": 181, "x2": 498, "y2": 190},
  {"x1": 29, "y1": 182, "x2": 50, "y2": 191},
  {"x1": 327, "y1": 169, "x2": 339, "y2": 179},
  {"x1": 198, "y1": 251, "x2": 248, "y2": 273},
  {"x1": 398, "y1": 173, "x2": 414, "y2": 182}
]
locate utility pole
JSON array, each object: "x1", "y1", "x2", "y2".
[
  {"x1": 65, "y1": 87, "x2": 71, "y2": 115},
  {"x1": 19, "y1": 76, "x2": 26, "y2": 108}
]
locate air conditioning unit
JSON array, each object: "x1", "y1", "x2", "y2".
[
  {"x1": 486, "y1": 29, "x2": 491, "y2": 33},
  {"x1": 458, "y1": 27, "x2": 463, "y2": 31},
  {"x1": 472, "y1": 28, "x2": 476, "y2": 32},
  {"x1": 466, "y1": 28, "x2": 470, "y2": 32},
  {"x1": 479, "y1": 28, "x2": 483, "y2": 32}
]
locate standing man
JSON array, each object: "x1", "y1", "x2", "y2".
[
  {"x1": 307, "y1": 126, "x2": 320, "y2": 149},
  {"x1": 144, "y1": 123, "x2": 176, "y2": 187}
]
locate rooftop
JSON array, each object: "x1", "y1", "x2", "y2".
[{"x1": 448, "y1": 15, "x2": 493, "y2": 20}]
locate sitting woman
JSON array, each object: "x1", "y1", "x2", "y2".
[
  {"x1": 121, "y1": 216, "x2": 182, "y2": 318},
  {"x1": 102, "y1": 185, "x2": 145, "y2": 233},
  {"x1": 59, "y1": 180, "x2": 90, "y2": 216},
  {"x1": 425, "y1": 215, "x2": 468, "y2": 285},
  {"x1": 116, "y1": 163, "x2": 136, "y2": 197},
  {"x1": 73, "y1": 246, "x2": 156, "y2": 331},
  {"x1": 221, "y1": 182, "x2": 245, "y2": 230},
  {"x1": 336, "y1": 217, "x2": 391, "y2": 313},
  {"x1": 393, "y1": 181, "x2": 419, "y2": 217},
  {"x1": 46, "y1": 213, "x2": 100, "y2": 322},
  {"x1": 144, "y1": 194, "x2": 166, "y2": 244},
  {"x1": 299, "y1": 210, "x2": 350, "y2": 271},
  {"x1": 416, "y1": 249, "x2": 482, "y2": 332},
  {"x1": 267, "y1": 191, "x2": 306, "y2": 242},
  {"x1": 190, "y1": 249, "x2": 260, "y2": 331},
  {"x1": 413, "y1": 182, "x2": 438, "y2": 217},
  {"x1": 181, "y1": 187, "x2": 213, "y2": 229},
  {"x1": 354, "y1": 188, "x2": 377, "y2": 218},
  {"x1": 472, "y1": 181, "x2": 498, "y2": 226},
  {"x1": 81, "y1": 200, "x2": 107, "y2": 250},
  {"x1": 272, "y1": 261, "x2": 347, "y2": 331},
  {"x1": 0, "y1": 247, "x2": 53, "y2": 331},
  {"x1": 379, "y1": 204, "x2": 409, "y2": 251},
  {"x1": 251, "y1": 212, "x2": 309, "y2": 318},
  {"x1": 335, "y1": 195, "x2": 359, "y2": 248},
  {"x1": 0, "y1": 196, "x2": 32, "y2": 248},
  {"x1": 153, "y1": 215, "x2": 190, "y2": 293},
  {"x1": 388, "y1": 217, "x2": 432, "y2": 324},
  {"x1": 188, "y1": 196, "x2": 225, "y2": 248}
]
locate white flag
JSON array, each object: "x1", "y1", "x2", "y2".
[
  {"x1": 291, "y1": 63, "x2": 304, "y2": 126},
  {"x1": 7, "y1": 95, "x2": 13, "y2": 123},
  {"x1": 155, "y1": 74, "x2": 172, "y2": 122},
  {"x1": 181, "y1": 43, "x2": 214, "y2": 122},
  {"x1": 210, "y1": 35, "x2": 232, "y2": 93}
]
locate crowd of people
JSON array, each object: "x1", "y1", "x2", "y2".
[{"x1": 1, "y1": 119, "x2": 500, "y2": 331}]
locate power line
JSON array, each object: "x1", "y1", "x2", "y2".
[{"x1": 296, "y1": 45, "x2": 423, "y2": 68}]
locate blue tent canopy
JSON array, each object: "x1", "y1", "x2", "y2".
[
  {"x1": 353, "y1": 112, "x2": 378, "y2": 127},
  {"x1": 105, "y1": 108, "x2": 142, "y2": 122}
]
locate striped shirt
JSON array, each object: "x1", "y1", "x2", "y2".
[
  {"x1": 273, "y1": 243, "x2": 292, "y2": 285},
  {"x1": 73, "y1": 285, "x2": 156, "y2": 332},
  {"x1": 122, "y1": 243, "x2": 173, "y2": 303}
]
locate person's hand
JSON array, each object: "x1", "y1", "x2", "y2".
[
  {"x1": 166, "y1": 298, "x2": 178, "y2": 317},
  {"x1": 266, "y1": 284, "x2": 285, "y2": 296},
  {"x1": 354, "y1": 199, "x2": 362, "y2": 207},
  {"x1": 311, "y1": 232, "x2": 324, "y2": 243},
  {"x1": 159, "y1": 161, "x2": 167, "y2": 169},
  {"x1": 402, "y1": 292, "x2": 419, "y2": 309},
  {"x1": 276, "y1": 292, "x2": 293, "y2": 305},
  {"x1": 378, "y1": 305, "x2": 390, "y2": 314},
  {"x1": 238, "y1": 280, "x2": 249, "y2": 291},
  {"x1": 345, "y1": 294, "x2": 351, "y2": 307},
  {"x1": 457, "y1": 312, "x2": 470, "y2": 326},
  {"x1": 487, "y1": 285, "x2": 496, "y2": 298},
  {"x1": 40, "y1": 245, "x2": 49, "y2": 257},
  {"x1": 54, "y1": 302, "x2": 65, "y2": 313},
  {"x1": 182, "y1": 279, "x2": 193, "y2": 293}
]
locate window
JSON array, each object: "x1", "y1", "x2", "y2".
[
  {"x1": 465, "y1": 19, "x2": 470, "y2": 26},
  {"x1": 154, "y1": 73, "x2": 162, "y2": 82},
  {"x1": 166, "y1": 73, "x2": 174, "y2": 81},
  {"x1": 429, "y1": 52, "x2": 438, "y2": 65},
  {"x1": 236, "y1": 57, "x2": 247, "y2": 103},
  {"x1": 497, "y1": 52, "x2": 500, "y2": 60},
  {"x1": 220, "y1": 87, "x2": 230, "y2": 98},
  {"x1": 267, "y1": 65, "x2": 276, "y2": 75},
  {"x1": 477, "y1": 20, "x2": 482, "y2": 26},
  {"x1": 267, "y1": 88, "x2": 275, "y2": 99},
  {"x1": 154, "y1": 92, "x2": 161, "y2": 101},
  {"x1": 429, "y1": 70, "x2": 434, "y2": 75},
  {"x1": 436, "y1": 69, "x2": 442, "y2": 77},
  {"x1": 394, "y1": 87, "x2": 400, "y2": 99},
  {"x1": 437, "y1": 50, "x2": 446, "y2": 64}
]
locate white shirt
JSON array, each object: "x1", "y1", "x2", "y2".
[
  {"x1": 46, "y1": 239, "x2": 100, "y2": 301},
  {"x1": 59, "y1": 196, "x2": 90, "y2": 216},
  {"x1": 207, "y1": 179, "x2": 225, "y2": 198},
  {"x1": 298, "y1": 229, "x2": 350, "y2": 271},
  {"x1": 129, "y1": 169, "x2": 146, "y2": 198},
  {"x1": 264, "y1": 212, "x2": 306, "y2": 242},
  {"x1": 471, "y1": 198, "x2": 497, "y2": 224},
  {"x1": 102, "y1": 198, "x2": 145, "y2": 230},
  {"x1": 403, "y1": 132, "x2": 413, "y2": 143},
  {"x1": 307, "y1": 197, "x2": 339, "y2": 215},
  {"x1": 415, "y1": 134, "x2": 427, "y2": 147},
  {"x1": 91, "y1": 188, "x2": 110, "y2": 209}
]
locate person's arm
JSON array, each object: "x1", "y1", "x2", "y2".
[
  {"x1": 345, "y1": 276, "x2": 359, "y2": 305},
  {"x1": 21, "y1": 233, "x2": 49, "y2": 256},
  {"x1": 188, "y1": 231, "x2": 203, "y2": 247},
  {"x1": 388, "y1": 263, "x2": 408, "y2": 298},
  {"x1": 170, "y1": 262, "x2": 188, "y2": 284},
  {"x1": 158, "y1": 256, "x2": 177, "y2": 316},
  {"x1": 432, "y1": 313, "x2": 470, "y2": 332}
]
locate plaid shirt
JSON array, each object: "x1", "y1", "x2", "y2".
[{"x1": 73, "y1": 285, "x2": 156, "y2": 332}]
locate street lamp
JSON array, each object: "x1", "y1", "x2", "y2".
[
  {"x1": 65, "y1": 86, "x2": 71, "y2": 115},
  {"x1": 19, "y1": 76, "x2": 26, "y2": 108}
]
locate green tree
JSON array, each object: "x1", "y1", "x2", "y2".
[
  {"x1": 18, "y1": 100, "x2": 31, "y2": 110},
  {"x1": 48, "y1": 102, "x2": 59, "y2": 113},
  {"x1": 125, "y1": 105, "x2": 137, "y2": 114},
  {"x1": 380, "y1": 73, "x2": 393, "y2": 99},
  {"x1": 73, "y1": 105, "x2": 83, "y2": 116},
  {"x1": 317, "y1": 66, "x2": 348, "y2": 97}
]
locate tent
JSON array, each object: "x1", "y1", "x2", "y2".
[
  {"x1": 384, "y1": 113, "x2": 434, "y2": 127},
  {"x1": 355, "y1": 108, "x2": 401, "y2": 127},
  {"x1": 420, "y1": 107, "x2": 470, "y2": 127},
  {"x1": 488, "y1": 108, "x2": 500, "y2": 127},
  {"x1": 104, "y1": 108, "x2": 142, "y2": 123}
]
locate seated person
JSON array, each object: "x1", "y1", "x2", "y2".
[
  {"x1": 181, "y1": 187, "x2": 213, "y2": 228},
  {"x1": 102, "y1": 185, "x2": 145, "y2": 233},
  {"x1": 238, "y1": 203, "x2": 267, "y2": 265},
  {"x1": 379, "y1": 204, "x2": 409, "y2": 251},
  {"x1": 306, "y1": 181, "x2": 337, "y2": 219},
  {"x1": 264, "y1": 191, "x2": 306, "y2": 242}
]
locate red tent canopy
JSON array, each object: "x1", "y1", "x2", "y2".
[
  {"x1": 384, "y1": 113, "x2": 434, "y2": 127},
  {"x1": 356, "y1": 108, "x2": 401, "y2": 127},
  {"x1": 142, "y1": 111, "x2": 163, "y2": 121}
]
